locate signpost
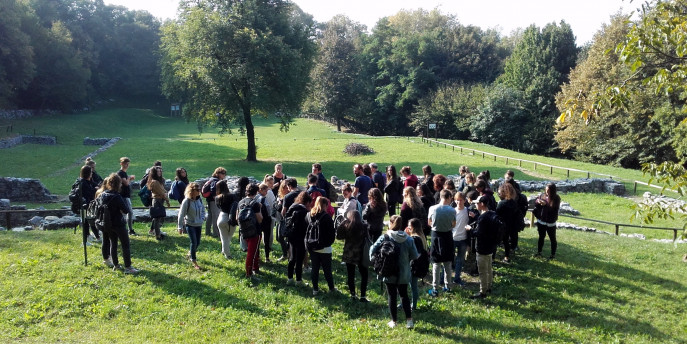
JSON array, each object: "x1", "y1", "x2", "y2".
[{"x1": 428, "y1": 123, "x2": 438, "y2": 143}]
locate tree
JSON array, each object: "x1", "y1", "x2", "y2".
[
  {"x1": 309, "y1": 15, "x2": 366, "y2": 131},
  {"x1": 0, "y1": 0, "x2": 35, "y2": 107},
  {"x1": 160, "y1": 0, "x2": 317, "y2": 161}
]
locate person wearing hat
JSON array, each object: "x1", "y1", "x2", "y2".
[{"x1": 466, "y1": 195, "x2": 502, "y2": 299}]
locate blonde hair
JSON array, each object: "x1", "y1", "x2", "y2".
[
  {"x1": 212, "y1": 167, "x2": 227, "y2": 178},
  {"x1": 119, "y1": 157, "x2": 130, "y2": 164},
  {"x1": 184, "y1": 182, "x2": 200, "y2": 199},
  {"x1": 85, "y1": 157, "x2": 96, "y2": 168},
  {"x1": 403, "y1": 186, "x2": 422, "y2": 211},
  {"x1": 498, "y1": 183, "x2": 517, "y2": 201},
  {"x1": 310, "y1": 196, "x2": 329, "y2": 217},
  {"x1": 96, "y1": 173, "x2": 122, "y2": 197},
  {"x1": 278, "y1": 181, "x2": 290, "y2": 198},
  {"x1": 259, "y1": 183, "x2": 270, "y2": 192}
]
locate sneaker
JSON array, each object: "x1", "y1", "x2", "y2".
[
  {"x1": 286, "y1": 279, "x2": 295, "y2": 286},
  {"x1": 248, "y1": 275, "x2": 261, "y2": 283},
  {"x1": 124, "y1": 266, "x2": 140, "y2": 275},
  {"x1": 387, "y1": 320, "x2": 396, "y2": 328},
  {"x1": 128, "y1": 230, "x2": 138, "y2": 236},
  {"x1": 442, "y1": 286, "x2": 451, "y2": 293},
  {"x1": 534, "y1": 252, "x2": 542, "y2": 258},
  {"x1": 103, "y1": 258, "x2": 114, "y2": 268},
  {"x1": 406, "y1": 319, "x2": 414, "y2": 329},
  {"x1": 277, "y1": 256, "x2": 286, "y2": 262},
  {"x1": 93, "y1": 237, "x2": 102, "y2": 244},
  {"x1": 312, "y1": 289, "x2": 320, "y2": 296},
  {"x1": 548, "y1": 255, "x2": 555, "y2": 260},
  {"x1": 428, "y1": 288, "x2": 438, "y2": 297},
  {"x1": 295, "y1": 280, "x2": 307, "y2": 287},
  {"x1": 148, "y1": 229, "x2": 155, "y2": 236},
  {"x1": 329, "y1": 287, "x2": 339, "y2": 293},
  {"x1": 304, "y1": 267, "x2": 312, "y2": 273},
  {"x1": 503, "y1": 257, "x2": 511, "y2": 264},
  {"x1": 112, "y1": 264, "x2": 122, "y2": 271},
  {"x1": 470, "y1": 292, "x2": 487, "y2": 299}
]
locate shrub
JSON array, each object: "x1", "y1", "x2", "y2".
[{"x1": 343, "y1": 142, "x2": 374, "y2": 156}]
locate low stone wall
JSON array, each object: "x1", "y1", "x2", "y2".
[
  {"x1": 0, "y1": 179, "x2": 57, "y2": 202},
  {"x1": 0, "y1": 135, "x2": 57, "y2": 149},
  {"x1": 444, "y1": 175, "x2": 626, "y2": 196},
  {"x1": 83, "y1": 137, "x2": 113, "y2": 145},
  {"x1": 0, "y1": 109, "x2": 37, "y2": 120}
]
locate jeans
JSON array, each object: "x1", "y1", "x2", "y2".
[
  {"x1": 386, "y1": 283, "x2": 411, "y2": 322},
  {"x1": 217, "y1": 212, "x2": 236, "y2": 258},
  {"x1": 287, "y1": 240, "x2": 306, "y2": 281},
  {"x1": 102, "y1": 226, "x2": 131, "y2": 267},
  {"x1": 262, "y1": 217, "x2": 273, "y2": 260},
  {"x1": 432, "y1": 261, "x2": 452, "y2": 289},
  {"x1": 245, "y1": 235, "x2": 261, "y2": 276},
  {"x1": 410, "y1": 276, "x2": 419, "y2": 310},
  {"x1": 124, "y1": 197, "x2": 133, "y2": 233},
  {"x1": 476, "y1": 253, "x2": 493, "y2": 294},
  {"x1": 453, "y1": 239, "x2": 468, "y2": 283},
  {"x1": 205, "y1": 200, "x2": 220, "y2": 236},
  {"x1": 276, "y1": 219, "x2": 289, "y2": 258},
  {"x1": 345, "y1": 263, "x2": 368, "y2": 298},
  {"x1": 310, "y1": 251, "x2": 334, "y2": 291},
  {"x1": 537, "y1": 223, "x2": 557, "y2": 256},
  {"x1": 187, "y1": 225, "x2": 201, "y2": 261}
]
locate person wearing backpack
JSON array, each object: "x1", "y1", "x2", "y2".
[
  {"x1": 215, "y1": 180, "x2": 238, "y2": 259},
  {"x1": 306, "y1": 174, "x2": 332, "y2": 216},
  {"x1": 237, "y1": 184, "x2": 263, "y2": 280},
  {"x1": 336, "y1": 210, "x2": 369, "y2": 302},
  {"x1": 74, "y1": 165, "x2": 100, "y2": 244},
  {"x1": 168, "y1": 167, "x2": 189, "y2": 205},
  {"x1": 285, "y1": 191, "x2": 312, "y2": 285},
  {"x1": 97, "y1": 173, "x2": 139, "y2": 274},
  {"x1": 177, "y1": 183, "x2": 205, "y2": 270},
  {"x1": 311, "y1": 163, "x2": 329, "y2": 198},
  {"x1": 466, "y1": 195, "x2": 503, "y2": 299},
  {"x1": 369, "y1": 215, "x2": 419, "y2": 329},
  {"x1": 116, "y1": 157, "x2": 137, "y2": 236},
  {"x1": 306, "y1": 196, "x2": 336, "y2": 296},
  {"x1": 362, "y1": 188, "x2": 386, "y2": 242},
  {"x1": 84, "y1": 157, "x2": 103, "y2": 187},
  {"x1": 534, "y1": 183, "x2": 561, "y2": 260},
  {"x1": 406, "y1": 218, "x2": 428, "y2": 311},
  {"x1": 203, "y1": 167, "x2": 226, "y2": 237},
  {"x1": 452, "y1": 192, "x2": 470, "y2": 286},
  {"x1": 427, "y1": 189, "x2": 457, "y2": 297}
]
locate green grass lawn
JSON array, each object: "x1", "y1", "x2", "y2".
[{"x1": 0, "y1": 223, "x2": 685, "y2": 343}]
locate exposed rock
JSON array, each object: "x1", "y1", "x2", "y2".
[
  {"x1": 40, "y1": 215, "x2": 81, "y2": 230},
  {"x1": 83, "y1": 137, "x2": 113, "y2": 145},
  {"x1": 0, "y1": 135, "x2": 56, "y2": 149},
  {"x1": 0, "y1": 177, "x2": 57, "y2": 202},
  {"x1": 0, "y1": 199, "x2": 9, "y2": 210},
  {"x1": 28, "y1": 216, "x2": 43, "y2": 227}
]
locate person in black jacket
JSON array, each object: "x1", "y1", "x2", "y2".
[
  {"x1": 534, "y1": 183, "x2": 561, "y2": 259},
  {"x1": 362, "y1": 188, "x2": 386, "y2": 241},
  {"x1": 467, "y1": 195, "x2": 501, "y2": 299},
  {"x1": 98, "y1": 173, "x2": 138, "y2": 274},
  {"x1": 78, "y1": 165, "x2": 100, "y2": 243},
  {"x1": 285, "y1": 192, "x2": 312, "y2": 285},
  {"x1": 307, "y1": 196, "x2": 336, "y2": 295},
  {"x1": 384, "y1": 165, "x2": 403, "y2": 216},
  {"x1": 496, "y1": 183, "x2": 521, "y2": 263}
]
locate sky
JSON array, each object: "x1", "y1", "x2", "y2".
[{"x1": 105, "y1": 0, "x2": 635, "y2": 45}]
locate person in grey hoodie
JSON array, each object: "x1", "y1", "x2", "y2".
[
  {"x1": 369, "y1": 215, "x2": 419, "y2": 329},
  {"x1": 177, "y1": 182, "x2": 206, "y2": 270}
]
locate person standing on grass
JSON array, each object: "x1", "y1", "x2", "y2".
[
  {"x1": 417, "y1": 183, "x2": 435, "y2": 235},
  {"x1": 177, "y1": 183, "x2": 205, "y2": 270},
  {"x1": 203, "y1": 167, "x2": 226, "y2": 238},
  {"x1": 461, "y1": 173, "x2": 476, "y2": 195},
  {"x1": 215, "y1": 180, "x2": 237, "y2": 259},
  {"x1": 307, "y1": 196, "x2": 336, "y2": 296},
  {"x1": 338, "y1": 183, "x2": 359, "y2": 217},
  {"x1": 452, "y1": 192, "x2": 470, "y2": 286},
  {"x1": 353, "y1": 164, "x2": 373, "y2": 207},
  {"x1": 401, "y1": 166, "x2": 418, "y2": 189},
  {"x1": 275, "y1": 180, "x2": 291, "y2": 261},
  {"x1": 257, "y1": 183, "x2": 274, "y2": 262},
  {"x1": 148, "y1": 166, "x2": 170, "y2": 241},
  {"x1": 384, "y1": 165, "x2": 403, "y2": 216},
  {"x1": 400, "y1": 186, "x2": 425, "y2": 230},
  {"x1": 272, "y1": 163, "x2": 287, "y2": 196},
  {"x1": 78, "y1": 165, "x2": 100, "y2": 243},
  {"x1": 169, "y1": 167, "x2": 189, "y2": 205},
  {"x1": 475, "y1": 179, "x2": 496, "y2": 211},
  {"x1": 238, "y1": 184, "x2": 263, "y2": 280},
  {"x1": 534, "y1": 183, "x2": 561, "y2": 260},
  {"x1": 370, "y1": 163, "x2": 386, "y2": 190},
  {"x1": 262, "y1": 175, "x2": 278, "y2": 258},
  {"x1": 362, "y1": 188, "x2": 387, "y2": 242},
  {"x1": 369, "y1": 215, "x2": 418, "y2": 329},
  {"x1": 312, "y1": 163, "x2": 329, "y2": 198},
  {"x1": 84, "y1": 157, "x2": 103, "y2": 187},
  {"x1": 427, "y1": 189, "x2": 456, "y2": 297},
  {"x1": 432, "y1": 174, "x2": 447, "y2": 205},
  {"x1": 457, "y1": 165, "x2": 470, "y2": 192},
  {"x1": 285, "y1": 191, "x2": 312, "y2": 285},
  {"x1": 98, "y1": 173, "x2": 139, "y2": 274},
  {"x1": 496, "y1": 183, "x2": 520, "y2": 263},
  {"x1": 140, "y1": 160, "x2": 162, "y2": 187},
  {"x1": 422, "y1": 165, "x2": 435, "y2": 196},
  {"x1": 336, "y1": 210, "x2": 369, "y2": 302},
  {"x1": 466, "y1": 196, "x2": 502, "y2": 299},
  {"x1": 235, "y1": 177, "x2": 250, "y2": 251},
  {"x1": 117, "y1": 157, "x2": 137, "y2": 236},
  {"x1": 406, "y1": 218, "x2": 428, "y2": 312}
]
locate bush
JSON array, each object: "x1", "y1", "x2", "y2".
[{"x1": 343, "y1": 142, "x2": 374, "y2": 156}]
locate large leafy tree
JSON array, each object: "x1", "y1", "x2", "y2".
[
  {"x1": 160, "y1": 0, "x2": 317, "y2": 161},
  {"x1": 0, "y1": 0, "x2": 35, "y2": 107},
  {"x1": 309, "y1": 15, "x2": 366, "y2": 131}
]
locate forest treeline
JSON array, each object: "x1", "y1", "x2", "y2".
[{"x1": 1, "y1": 0, "x2": 684, "y2": 168}]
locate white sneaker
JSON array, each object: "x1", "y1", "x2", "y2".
[
  {"x1": 103, "y1": 258, "x2": 114, "y2": 268},
  {"x1": 387, "y1": 320, "x2": 396, "y2": 328},
  {"x1": 406, "y1": 319, "x2": 414, "y2": 329}
]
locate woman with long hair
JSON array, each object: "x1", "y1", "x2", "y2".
[
  {"x1": 362, "y1": 188, "x2": 387, "y2": 242},
  {"x1": 534, "y1": 183, "x2": 561, "y2": 259},
  {"x1": 406, "y1": 218, "x2": 427, "y2": 311},
  {"x1": 77, "y1": 165, "x2": 100, "y2": 243},
  {"x1": 307, "y1": 196, "x2": 336, "y2": 295},
  {"x1": 275, "y1": 180, "x2": 291, "y2": 261},
  {"x1": 215, "y1": 180, "x2": 237, "y2": 259},
  {"x1": 432, "y1": 174, "x2": 447, "y2": 204},
  {"x1": 147, "y1": 166, "x2": 170, "y2": 241},
  {"x1": 98, "y1": 173, "x2": 138, "y2": 274},
  {"x1": 285, "y1": 191, "x2": 312, "y2": 285},
  {"x1": 170, "y1": 167, "x2": 190, "y2": 204},
  {"x1": 400, "y1": 186, "x2": 425, "y2": 230},
  {"x1": 336, "y1": 210, "x2": 369, "y2": 302},
  {"x1": 338, "y1": 183, "x2": 359, "y2": 216},
  {"x1": 422, "y1": 165, "x2": 435, "y2": 196},
  {"x1": 369, "y1": 215, "x2": 418, "y2": 329},
  {"x1": 84, "y1": 157, "x2": 103, "y2": 186},
  {"x1": 496, "y1": 183, "x2": 520, "y2": 263},
  {"x1": 384, "y1": 165, "x2": 403, "y2": 216},
  {"x1": 178, "y1": 183, "x2": 205, "y2": 270}
]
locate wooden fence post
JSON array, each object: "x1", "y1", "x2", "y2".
[
  {"x1": 550, "y1": 166, "x2": 553, "y2": 174},
  {"x1": 615, "y1": 224, "x2": 619, "y2": 236},
  {"x1": 634, "y1": 182, "x2": 637, "y2": 195},
  {"x1": 567, "y1": 169, "x2": 570, "y2": 179}
]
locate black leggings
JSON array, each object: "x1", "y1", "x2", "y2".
[
  {"x1": 262, "y1": 218, "x2": 272, "y2": 259},
  {"x1": 502, "y1": 230, "x2": 518, "y2": 258},
  {"x1": 287, "y1": 241, "x2": 306, "y2": 281},
  {"x1": 387, "y1": 202, "x2": 398, "y2": 216},
  {"x1": 386, "y1": 283, "x2": 411, "y2": 322},
  {"x1": 85, "y1": 219, "x2": 100, "y2": 239},
  {"x1": 537, "y1": 223, "x2": 557, "y2": 256},
  {"x1": 310, "y1": 251, "x2": 334, "y2": 291},
  {"x1": 102, "y1": 226, "x2": 131, "y2": 267},
  {"x1": 277, "y1": 220, "x2": 289, "y2": 258},
  {"x1": 346, "y1": 263, "x2": 368, "y2": 298}
]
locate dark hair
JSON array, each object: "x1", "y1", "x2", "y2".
[
  {"x1": 422, "y1": 165, "x2": 432, "y2": 177},
  {"x1": 445, "y1": 179, "x2": 455, "y2": 190},
  {"x1": 475, "y1": 179, "x2": 488, "y2": 190},
  {"x1": 285, "y1": 177, "x2": 297, "y2": 188},
  {"x1": 546, "y1": 183, "x2": 561, "y2": 209},
  {"x1": 432, "y1": 174, "x2": 447, "y2": 191},
  {"x1": 466, "y1": 190, "x2": 479, "y2": 202},
  {"x1": 342, "y1": 183, "x2": 353, "y2": 193},
  {"x1": 80, "y1": 165, "x2": 92, "y2": 179},
  {"x1": 246, "y1": 183, "x2": 259, "y2": 197},
  {"x1": 154, "y1": 160, "x2": 162, "y2": 167},
  {"x1": 216, "y1": 179, "x2": 230, "y2": 196},
  {"x1": 368, "y1": 188, "x2": 387, "y2": 210},
  {"x1": 440, "y1": 189, "x2": 452, "y2": 200},
  {"x1": 294, "y1": 191, "x2": 312, "y2": 205},
  {"x1": 148, "y1": 166, "x2": 164, "y2": 185},
  {"x1": 175, "y1": 167, "x2": 189, "y2": 184},
  {"x1": 386, "y1": 165, "x2": 398, "y2": 182},
  {"x1": 506, "y1": 170, "x2": 515, "y2": 178},
  {"x1": 362, "y1": 164, "x2": 372, "y2": 177},
  {"x1": 312, "y1": 163, "x2": 322, "y2": 171},
  {"x1": 400, "y1": 166, "x2": 411, "y2": 175},
  {"x1": 478, "y1": 170, "x2": 491, "y2": 182},
  {"x1": 237, "y1": 177, "x2": 250, "y2": 196},
  {"x1": 418, "y1": 183, "x2": 432, "y2": 197},
  {"x1": 307, "y1": 174, "x2": 318, "y2": 184}
]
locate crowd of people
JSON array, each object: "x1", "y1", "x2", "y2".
[{"x1": 73, "y1": 158, "x2": 562, "y2": 329}]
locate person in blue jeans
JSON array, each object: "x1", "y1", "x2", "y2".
[
  {"x1": 406, "y1": 218, "x2": 427, "y2": 311},
  {"x1": 452, "y1": 192, "x2": 470, "y2": 286},
  {"x1": 177, "y1": 183, "x2": 206, "y2": 270}
]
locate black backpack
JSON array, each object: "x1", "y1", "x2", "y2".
[
  {"x1": 68, "y1": 180, "x2": 84, "y2": 214},
  {"x1": 325, "y1": 180, "x2": 338, "y2": 203},
  {"x1": 410, "y1": 238, "x2": 429, "y2": 278},
  {"x1": 238, "y1": 198, "x2": 259, "y2": 238},
  {"x1": 283, "y1": 205, "x2": 300, "y2": 239},
  {"x1": 93, "y1": 195, "x2": 113, "y2": 233},
  {"x1": 305, "y1": 212, "x2": 324, "y2": 251},
  {"x1": 372, "y1": 234, "x2": 400, "y2": 278}
]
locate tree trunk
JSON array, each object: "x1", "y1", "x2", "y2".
[
  {"x1": 242, "y1": 101, "x2": 257, "y2": 162},
  {"x1": 336, "y1": 116, "x2": 341, "y2": 132}
]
